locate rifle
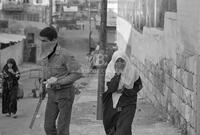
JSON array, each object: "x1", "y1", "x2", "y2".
[{"x1": 29, "y1": 79, "x2": 46, "y2": 129}]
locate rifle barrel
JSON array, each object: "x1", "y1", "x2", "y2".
[{"x1": 29, "y1": 99, "x2": 43, "y2": 129}]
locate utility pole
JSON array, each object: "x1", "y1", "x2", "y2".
[
  {"x1": 196, "y1": 56, "x2": 200, "y2": 135},
  {"x1": 154, "y1": 0, "x2": 157, "y2": 27},
  {"x1": 139, "y1": 0, "x2": 141, "y2": 29},
  {"x1": 88, "y1": 0, "x2": 92, "y2": 53},
  {"x1": 97, "y1": 0, "x2": 107, "y2": 120},
  {"x1": 49, "y1": 0, "x2": 53, "y2": 26}
]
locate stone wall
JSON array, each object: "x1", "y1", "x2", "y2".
[
  {"x1": 117, "y1": 9, "x2": 200, "y2": 135},
  {"x1": 130, "y1": 54, "x2": 197, "y2": 135}
]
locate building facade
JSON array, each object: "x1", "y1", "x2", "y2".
[
  {"x1": 117, "y1": 0, "x2": 200, "y2": 135},
  {"x1": 0, "y1": 0, "x2": 50, "y2": 64}
]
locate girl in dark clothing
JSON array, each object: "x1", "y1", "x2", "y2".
[
  {"x1": 1, "y1": 58, "x2": 20, "y2": 118},
  {"x1": 103, "y1": 51, "x2": 143, "y2": 135}
]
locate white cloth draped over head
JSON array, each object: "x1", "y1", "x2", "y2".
[
  {"x1": 105, "y1": 51, "x2": 139, "y2": 108},
  {"x1": 105, "y1": 51, "x2": 139, "y2": 90}
]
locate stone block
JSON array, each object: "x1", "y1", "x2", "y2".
[
  {"x1": 184, "y1": 104, "x2": 192, "y2": 123},
  {"x1": 144, "y1": 69, "x2": 148, "y2": 79},
  {"x1": 137, "y1": 61, "x2": 140, "y2": 69},
  {"x1": 187, "y1": 125, "x2": 196, "y2": 135},
  {"x1": 175, "y1": 98, "x2": 183, "y2": 115},
  {"x1": 182, "y1": 70, "x2": 188, "y2": 88},
  {"x1": 149, "y1": 94, "x2": 157, "y2": 105},
  {"x1": 164, "y1": 73, "x2": 170, "y2": 87},
  {"x1": 176, "y1": 53, "x2": 181, "y2": 67},
  {"x1": 176, "y1": 67, "x2": 184, "y2": 84},
  {"x1": 149, "y1": 63, "x2": 153, "y2": 73},
  {"x1": 141, "y1": 69, "x2": 146, "y2": 78},
  {"x1": 189, "y1": 109, "x2": 195, "y2": 129},
  {"x1": 169, "y1": 76, "x2": 176, "y2": 93},
  {"x1": 167, "y1": 59, "x2": 174, "y2": 76},
  {"x1": 172, "y1": 64, "x2": 177, "y2": 79},
  {"x1": 161, "y1": 71, "x2": 166, "y2": 84},
  {"x1": 165, "y1": 87, "x2": 172, "y2": 111},
  {"x1": 149, "y1": 72, "x2": 154, "y2": 83},
  {"x1": 149, "y1": 82, "x2": 154, "y2": 94},
  {"x1": 176, "y1": 53, "x2": 186, "y2": 69},
  {"x1": 146, "y1": 69, "x2": 150, "y2": 79},
  {"x1": 163, "y1": 84, "x2": 170, "y2": 96},
  {"x1": 179, "y1": 102, "x2": 186, "y2": 118},
  {"x1": 153, "y1": 84, "x2": 160, "y2": 97},
  {"x1": 181, "y1": 55, "x2": 187, "y2": 69},
  {"x1": 139, "y1": 63, "x2": 144, "y2": 72},
  {"x1": 157, "y1": 79, "x2": 165, "y2": 95},
  {"x1": 141, "y1": 74, "x2": 146, "y2": 84},
  {"x1": 171, "y1": 92, "x2": 180, "y2": 108},
  {"x1": 183, "y1": 71, "x2": 194, "y2": 91},
  {"x1": 174, "y1": 110, "x2": 181, "y2": 127},
  {"x1": 130, "y1": 56, "x2": 135, "y2": 64},
  {"x1": 161, "y1": 91, "x2": 168, "y2": 108},
  {"x1": 185, "y1": 56, "x2": 197, "y2": 74},
  {"x1": 193, "y1": 74, "x2": 197, "y2": 92},
  {"x1": 174, "y1": 82, "x2": 184, "y2": 100},
  {"x1": 156, "y1": 92, "x2": 162, "y2": 105},
  {"x1": 183, "y1": 88, "x2": 193, "y2": 108},
  {"x1": 167, "y1": 102, "x2": 173, "y2": 113},
  {"x1": 190, "y1": 92, "x2": 195, "y2": 109},
  {"x1": 179, "y1": 116, "x2": 187, "y2": 134},
  {"x1": 193, "y1": 57, "x2": 197, "y2": 75},
  {"x1": 187, "y1": 72, "x2": 194, "y2": 91}
]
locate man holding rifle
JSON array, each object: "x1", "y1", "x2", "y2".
[{"x1": 37, "y1": 27, "x2": 82, "y2": 135}]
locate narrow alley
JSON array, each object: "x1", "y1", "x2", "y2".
[
  {"x1": 0, "y1": 24, "x2": 181, "y2": 135},
  {"x1": 1, "y1": 0, "x2": 199, "y2": 135}
]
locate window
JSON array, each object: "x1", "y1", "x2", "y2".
[
  {"x1": 36, "y1": 0, "x2": 42, "y2": 3},
  {"x1": 27, "y1": 33, "x2": 34, "y2": 44},
  {"x1": 23, "y1": 0, "x2": 29, "y2": 3},
  {"x1": 0, "y1": 20, "x2": 8, "y2": 28},
  {"x1": 56, "y1": 5, "x2": 60, "y2": 12}
]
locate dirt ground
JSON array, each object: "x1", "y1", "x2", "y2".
[{"x1": 0, "y1": 22, "x2": 181, "y2": 135}]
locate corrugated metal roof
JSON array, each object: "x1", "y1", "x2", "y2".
[{"x1": 0, "y1": 33, "x2": 25, "y2": 44}]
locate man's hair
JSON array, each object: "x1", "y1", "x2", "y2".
[{"x1": 39, "y1": 26, "x2": 57, "y2": 41}]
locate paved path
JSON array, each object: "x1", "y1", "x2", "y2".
[
  {"x1": 0, "y1": 74, "x2": 181, "y2": 135},
  {"x1": 0, "y1": 22, "x2": 181, "y2": 135}
]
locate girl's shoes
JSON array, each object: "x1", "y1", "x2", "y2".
[
  {"x1": 12, "y1": 113, "x2": 17, "y2": 118},
  {"x1": 4, "y1": 113, "x2": 17, "y2": 118},
  {"x1": 5, "y1": 113, "x2": 11, "y2": 117}
]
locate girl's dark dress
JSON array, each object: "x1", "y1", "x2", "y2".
[
  {"x1": 2, "y1": 70, "x2": 20, "y2": 114},
  {"x1": 102, "y1": 74, "x2": 142, "y2": 135}
]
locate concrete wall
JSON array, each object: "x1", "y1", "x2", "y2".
[
  {"x1": 177, "y1": 0, "x2": 200, "y2": 54},
  {"x1": 0, "y1": 41, "x2": 24, "y2": 70},
  {"x1": 8, "y1": 20, "x2": 48, "y2": 63},
  {"x1": 117, "y1": 1, "x2": 200, "y2": 135},
  {"x1": 8, "y1": 19, "x2": 47, "y2": 33}
]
